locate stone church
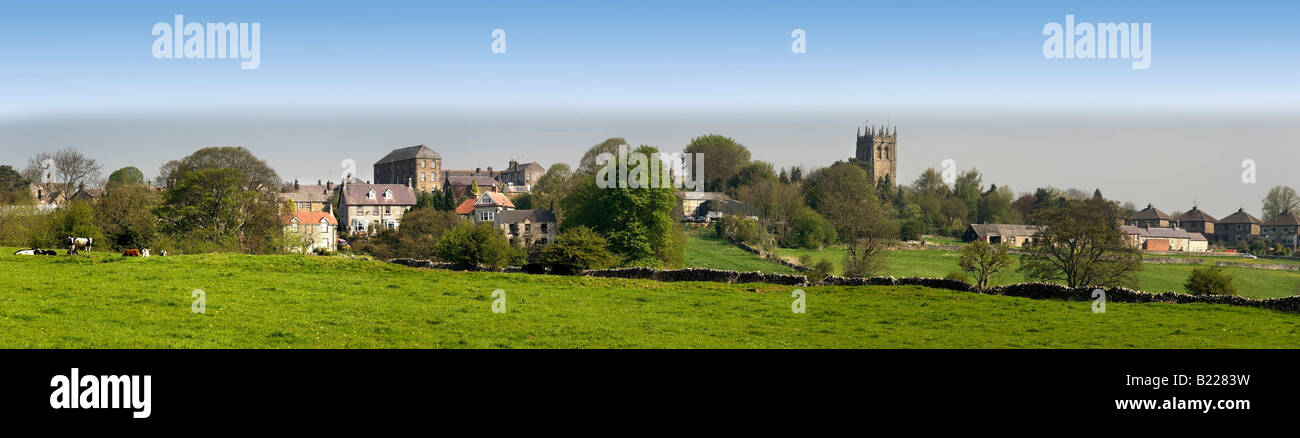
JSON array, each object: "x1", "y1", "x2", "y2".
[{"x1": 855, "y1": 124, "x2": 897, "y2": 185}]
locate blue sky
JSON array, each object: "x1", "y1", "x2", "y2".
[
  {"x1": 2, "y1": 0, "x2": 1296, "y2": 115},
  {"x1": 1, "y1": 1, "x2": 1297, "y2": 217}
]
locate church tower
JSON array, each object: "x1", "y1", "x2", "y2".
[{"x1": 856, "y1": 124, "x2": 897, "y2": 185}]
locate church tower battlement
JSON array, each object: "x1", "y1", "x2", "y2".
[{"x1": 855, "y1": 124, "x2": 897, "y2": 185}]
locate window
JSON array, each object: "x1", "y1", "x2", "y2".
[
  {"x1": 290, "y1": 221, "x2": 299, "y2": 232},
  {"x1": 525, "y1": 223, "x2": 531, "y2": 233},
  {"x1": 383, "y1": 189, "x2": 393, "y2": 199},
  {"x1": 366, "y1": 189, "x2": 376, "y2": 199},
  {"x1": 541, "y1": 223, "x2": 548, "y2": 233},
  {"x1": 420, "y1": 173, "x2": 425, "y2": 182},
  {"x1": 384, "y1": 206, "x2": 391, "y2": 215},
  {"x1": 420, "y1": 161, "x2": 426, "y2": 169},
  {"x1": 320, "y1": 219, "x2": 329, "y2": 233}
]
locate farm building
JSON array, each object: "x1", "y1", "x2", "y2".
[{"x1": 964, "y1": 224, "x2": 1042, "y2": 247}]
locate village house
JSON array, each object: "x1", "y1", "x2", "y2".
[
  {"x1": 373, "y1": 145, "x2": 443, "y2": 193},
  {"x1": 280, "y1": 211, "x2": 339, "y2": 252},
  {"x1": 1216, "y1": 208, "x2": 1262, "y2": 245},
  {"x1": 1175, "y1": 206, "x2": 1216, "y2": 240},
  {"x1": 1126, "y1": 204, "x2": 1174, "y2": 228},
  {"x1": 498, "y1": 160, "x2": 545, "y2": 190},
  {"x1": 1263, "y1": 211, "x2": 1300, "y2": 249},
  {"x1": 68, "y1": 187, "x2": 104, "y2": 204},
  {"x1": 964, "y1": 224, "x2": 1042, "y2": 247},
  {"x1": 467, "y1": 191, "x2": 516, "y2": 224},
  {"x1": 495, "y1": 209, "x2": 558, "y2": 246},
  {"x1": 681, "y1": 192, "x2": 731, "y2": 218},
  {"x1": 444, "y1": 174, "x2": 502, "y2": 199},
  {"x1": 278, "y1": 180, "x2": 333, "y2": 212},
  {"x1": 1120, "y1": 226, "x2": 1207, "y2": 252},
  {"x1": 30, "y1": 183, "x2": 68, "y2": 205},
  {"x1": 337, "y1": 183, "x2": 417, "y2": 234}
]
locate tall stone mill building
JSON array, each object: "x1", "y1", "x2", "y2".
[
  {"x1": 373, "y1": 145, "x2": 443, "y2": 193},
  {"x1": 855, "y1": 124, "x2": 897, "y2": 185}
]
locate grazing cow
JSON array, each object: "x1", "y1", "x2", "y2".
[
  {"x1": 14, "y1": 249, "x2": 57, "y2": 256},
  {"x1": 122, "y1": 249, "x2": 141, "y2": 257},
  {"x1": 67, "y1": 237, "x2": 93, "y2": 255},
  {"x1": 159, "y1": 250, "x2": 168, "y2": 257},
  {"x1": 142, "y1": 249, "x2": 151, "y2": 258}
]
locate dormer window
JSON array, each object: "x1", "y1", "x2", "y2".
[
  {"x1": 320, "y1": 218, "x2": 330, "y2": 233},
  {"x1": 290, "y1": 218, "x2": 300, "y2": 232},
  {"x1": 366, "y1": 189, "x2": 376, "y2": 199},
  {"x1": 383, "y1": 189, "x2": 393, "y2": 199}
]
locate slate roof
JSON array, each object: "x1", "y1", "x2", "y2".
[
  {"x1": 278, "y1": 184, "x2": 331, "y2": 203},
  {"x1": 496, "y1": 209, "x2": 557, "y2": 224},
  {"x1": 1219, "y1": 208, "x2": 1262, "y2": 225},
  {"x1": 1176, "y1": 206, "x2": 1217, "y2": 222},
  {"x1": 446, "y1": 175, "x2": 502, "y2": 187},
  {"x1": 1121, "y1": 225, "x2": 1206, "y2": 241},
  {"x1": 683, "y1": 191, "x2": 730, "y2": 202},
  {"x1": 340, "y1": 184, "x2": 417, "y2": 206},
  {"x1": 374, "y1": 145, "x2": 441, "y2": 165},
  {"x1": 1130, "y1": 204, "x2": 1172, "y2": 221},
  {"x1": 1264, "y1": 211, "x2": 1300, "y2": 227},
  {"x1": 968, "y1": 224, "x2": 1042, "y2": 237}
]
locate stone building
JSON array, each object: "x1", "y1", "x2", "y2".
[
  {"x1": 373, "y1": 145, "x2": 443, "y2": 193},
  {"x1": 495, "y1": 209, "x2": 558, "y2": 247},
  {"x1": 280, "y1": 211, "x2": 338, "y2": 252},
  {"x1": 499, "y1": 160, "x2": 545, "y2": 189},
  {"x1": 1263, "y1": 211, "x2": 1300, "y2": 248},
  {"x1": 1121, "y1": 226, "x2": 1207, "y2": 252},
  {"x1": 337, "y1": 183, "x2": 417, "y2": 234},
  {"x1": 1126, "y1": 204, "x2": 1174, "y2": 228},
  {"x1": 1216, "y1": 208, "x2": 1262, "y2": 245},
  {"x1": 278, "y1": 180, "x2": 333, "y2": 213},
  {"x1": 1175, "y1": 206, "x2": 1217, "y2": 239},
  {"x1": 964, "y1": 224, "x2": 1042, "y2": 247},
  {"x1": 855, "y1": 124, "x2": 897, "y2": 185}
]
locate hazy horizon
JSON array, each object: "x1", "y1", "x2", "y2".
[{"x1": 2, "y1": 0, "x2": 1297, "y2": 218}]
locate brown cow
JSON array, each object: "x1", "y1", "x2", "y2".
[{"x1": 123, "y1": 249, "x2": 141, "y2": 257}]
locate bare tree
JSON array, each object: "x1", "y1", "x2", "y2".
[
  {"x1": 1262, "y1": 185, "x2": 1300, "y2": 221},
  {"x1": 24, "y1": 148, "x2": 101, "y2": 193}
]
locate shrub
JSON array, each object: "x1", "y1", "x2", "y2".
[
  {"x1": 538, "y1": 226, "x2": 617, "y2": 275},
  {"x1": 434, "y1": 222, "x2": 524, "y2": 270},
  {"x1": 1184, "y1": 266, "x2": 1237, "y2": 296},
  {"x1": 899, "y1": 218, "x2": 926, "y2": 241},
  {"x1": 957, "y1": 240, "x2": 1013, "y2": 289},
  {"x1": 39, "y1": 202, "x2": 104, "y2": 249},
  {"x1": 944, "y1": 271, "x2": 970, "y2": 285},
  {"x1": 782, "y1": 207, "x2": 837, "y2": 249},
  {"x1": 807, "y1": 259, "x2": 835, "y2": 283}
]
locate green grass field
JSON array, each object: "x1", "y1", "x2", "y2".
[
  {"x1": 683, "y1": 232, "x2": 1300, "y2": 299},
  {"x1": 5, "y1": 246, "x2": 1300, "y2": 348}
]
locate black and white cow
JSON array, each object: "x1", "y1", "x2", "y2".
[
  {"x1": 68, "y1": 237, "x2": 93, "y2": 255},
  {"x1": 14, "y1": 248, "x2": 57, "y2": 256}
]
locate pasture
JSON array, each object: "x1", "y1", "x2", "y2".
[
  {"x1": 682, "y1": 230, "x2": 1300, "y2": 299},
  {"x1": 3, "y1": 247, "x2": 1300, "y2": 348}
]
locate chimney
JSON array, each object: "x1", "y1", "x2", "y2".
[
  {"x1": 294, "y1": 179, "x2": 300, "y2": 191},
  {"x1": 475, "y1": 167, "x2": 481, "y2": 174}
]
